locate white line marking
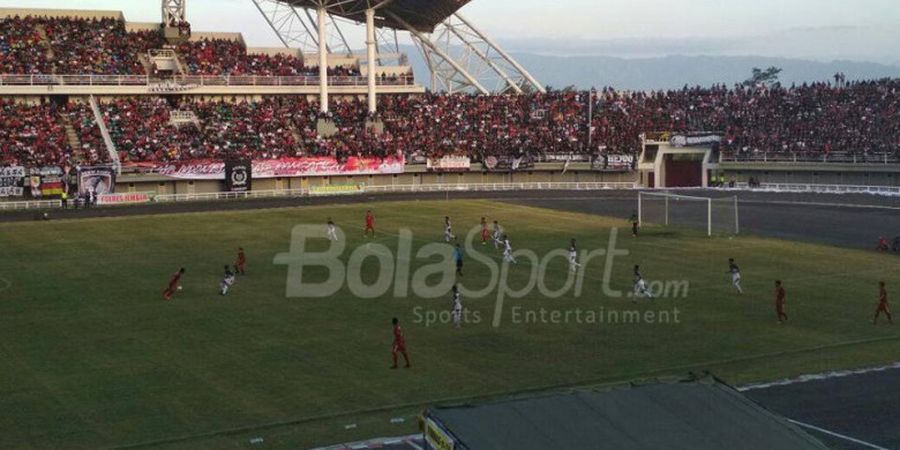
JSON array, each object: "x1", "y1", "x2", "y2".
[
  {"x1": 739, "y1": 362, "x2": 900, "y2": 392},
  {"x1": 788, "y1": 419, "x2": 890, "y2": 450},
  {"x1": 406, "y1": 439, "x2": 424, "y2": 450},
  {"x1": 742, "y1": 199, "x2": 900, "y2": 212},
  {"x1": 501, "y1": 195, "x2": 900, "y2": 212}
]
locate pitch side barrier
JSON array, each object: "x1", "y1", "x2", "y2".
[
  {"x1": 0, "y1": 182, "x2": 636, "y2": 211},
  {"x1": 656, "y1": 183, "x2": 900, "y2": 196},
  {"x1": 151, "y1": 182, "x2": 637, "y2": 203},
  {"x1": 754, "y1": 183, "x2": 900, "y2": 196},
  {"x1": 0, "y1": 199, "x2": 62, "y2": 211}
]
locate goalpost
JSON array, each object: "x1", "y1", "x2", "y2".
[{"x1": 638, "y1": 191, "x2": 740, "y2": 236}]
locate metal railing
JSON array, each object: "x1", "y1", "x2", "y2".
[
  {"x1": 154, "y1": 188, "x2": 307, "y2": 203},
  {"x1": 720, "y1": 151, "x2": 900, "y2": 165},
  {"x1": 0, "y1": 74, "x2": 150, "y2": 86},
  {"x1": 0, "y1": 200, "x2": 62, "y2": 211},
  {"x1": 151, "y1": 182, "x2": 637, "y2": 204},
  {"x1": 753, "y1": 183, "x2": 900, "y2": 195},
  {"x1": 6, "y1": 181, "x2": 900, "y2": 211},
  {"x1": 0, "y1": 73, "x2": 416, "y2": 87}
]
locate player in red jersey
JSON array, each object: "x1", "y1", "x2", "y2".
[
  {"x1": 391, "y1": 317, "x2": 410, "y2": 369},
  {"x1": 163, "y1": 268, "x2": 185, "y2": 300},
  {"x1": 480, "y1": 217, "x2": 490, "y2": 245},
  {"x1": 775, "y1": 280, "x2": 787, "y2": 323},
  {"x1": 364, "y1": 210, "x2": 376, "y2": 238},
  {"x1": 873, "y1": 281, "x2": 893, "y2": 324},
  {"x1": 235, "y1": 247, "x2": 246, "y2": 275}
]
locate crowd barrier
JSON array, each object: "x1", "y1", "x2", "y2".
[
  {"x1": 753, "y1": 183, "x2": 900, "y2": 196},
  {"x1": 152, "y1": 182, "x2": 638, "y2": 203},
  {"x1": 0, "y1": 200, "x2": 62, "y2": 211},
  {"x1": 6, "y1": 181, "x2": 900, "y2": 212}
]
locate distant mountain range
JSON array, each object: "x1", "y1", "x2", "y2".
[
  {"x1": 405, "y1": 50, "x2": 900, "y2": 91},
  {"x1": 506, "y1": 54, "x2": 900, "y2": 91},
  {"x1": 399, "y1": 26, "x2": 900, "y2": 91}
]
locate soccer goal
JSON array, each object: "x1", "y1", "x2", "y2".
[{"x1": 638, "y1": 191, "x2": 740, "y2": 236}]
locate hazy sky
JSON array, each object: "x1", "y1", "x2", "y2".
[{"x1": 1, "y1": 0, "x2": 898, "y2": 56}]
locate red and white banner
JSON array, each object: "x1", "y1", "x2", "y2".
[
  {"x1": 97, "y1": 192, "x2": 154, "y2": 205},
  {"x1": 426, "y1": 155, "x2": 471, "y2": 172},
  {"x1": 125, "y1": 155, "x2": 405, "y2": 180}
]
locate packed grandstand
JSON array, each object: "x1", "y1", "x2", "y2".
[{"x1": 0, "y1": 13, "x2": 897, "y2": 173}]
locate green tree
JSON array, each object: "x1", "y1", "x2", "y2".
[{"x1": 743, "y1": 66, "x2": 782, "y2": 88}]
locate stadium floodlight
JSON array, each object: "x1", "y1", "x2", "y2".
[{"x1": 638, "y1": 191, "x2": 740, "y2": 236}]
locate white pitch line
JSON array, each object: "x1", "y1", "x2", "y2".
[
  {"x1": 740, "y1": 199, "x2": 900, "y2": 212},
  {"x1": 788, "y1": 419, "x2": 890, "y2": 450},
  {"x1": 493, "y1": 194, "x2": 900, "y2": 212},
  {"x1": 738, "y1": 362, "x2": 900, "y2": 392}
]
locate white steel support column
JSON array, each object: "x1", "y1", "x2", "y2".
[
  {"x1": 317, "y1": 7, "x2": 328, "y2": 113},
  {"x1": 366, "y1": 8, "x2": 377, "y2": 114}
]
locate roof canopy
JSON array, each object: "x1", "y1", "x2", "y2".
[
  {"x1": 426, "y1": 377, "x2": 830, "y2": 450},
  {"x1": 277, "y1": 0, "x2": 472, "y2": 32}
]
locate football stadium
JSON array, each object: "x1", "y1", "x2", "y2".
[{"x1": 0, "y1": 1, "x2": 899, "y2": 449}]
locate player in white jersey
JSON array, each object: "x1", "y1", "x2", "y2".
[
  {"x1": 492, "y1": 220, "x2": 503, "y2": 249},
  {"x1": 219, "y1": 265, "x2": 236, "y2": 296},
  {"x1": 502, "y1": 234, "x2": 517, "y2": 264},
  {"x1": 632, "y1": 264, "x2": 654, "y2": 300},
  {"x1": 568, "y1": 238, "x2": 580, "y2": 272},
  {"x1": 326, "y1": 217, "x2": 339, "y2": 241},
  {"x1": 444, "y1": 216, "x2": 456, "y2": 242},
  {"x1": 728, "y1": 258, "x2": 743, "y2": 294},
  {"x1": 451, "y1": 284, "x2": 463, "y2": 328}
]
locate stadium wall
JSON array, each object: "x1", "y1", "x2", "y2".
[{"x1": 721, "y1": 164, "x2": 900, "y2": 187}]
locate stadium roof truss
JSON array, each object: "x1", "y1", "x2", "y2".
[
  {"x1": 250, "y1": 0, "x2": 353, "y2": 54},
  {"x1": 407, "y1": 12, "x2": 545, "y2": 94},
  {"x1": 250, "y1": 0, "x2": 545, "y2": 94},
  {"x1": 162, "y1": 0, "x2": 186, "y2": 24}
]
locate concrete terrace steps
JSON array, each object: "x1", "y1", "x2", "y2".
[
  {"x1": 33, "y1": 23, "x2": 55, "y2": 61},
  {"x1": 62, "y1": 120, "x2": 83, "y2": 163}
]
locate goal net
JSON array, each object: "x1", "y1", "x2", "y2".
[{"x1": 638, "y1": 192, "x2": 739, "y2": 236}]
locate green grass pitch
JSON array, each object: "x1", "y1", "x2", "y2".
[{"x1": 0, "y1": 199, "x2": 898, "y2": 449}]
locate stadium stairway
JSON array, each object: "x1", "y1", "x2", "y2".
[
  {"x1": 34, "y1": 24, "x2": 54, "y2": 61},
  {"x1": 62, "y1": 121, "x2": 84, "y2": 163},
  {"x1": 137, "y1": 53, "x2": 153, "y2": 76},
  {"x1": 317, "y1": 118, "x2": 338, "y2": 138}
]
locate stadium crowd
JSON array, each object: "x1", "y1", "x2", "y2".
[
  {"x1": 0, "y1": 15, "x2": 156, "y2": 75},
  {"x1": 0, "y1": 99, "x2": 70, "y2": 167},
  {"x1": 0, "y1": 74, "x2": 897, "y2": 167},
  {"x1": 0, "y1": 15, "x2": 363, "y2": 78},
  {"x1": 594, "y1": 79, "x2": 900, "y2": 161}
]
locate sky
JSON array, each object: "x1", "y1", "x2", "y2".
[{"x1": 1, "y1": 0, "x2": 898, "y2": 61}]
